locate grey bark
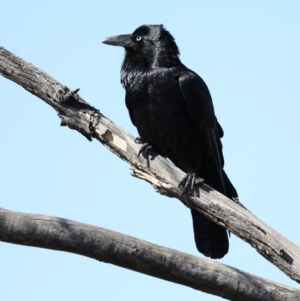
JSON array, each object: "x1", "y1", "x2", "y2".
[
  {"x1": 0, "y1": 46, "x2": 300, "y2": 299},
  {"x1": 0, "y1": 207, "x2": 299, "y2": 301}
]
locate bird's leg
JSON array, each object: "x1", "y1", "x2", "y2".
[{"x1": 179, "y1": 172, "x2": 204, "y2": 195}]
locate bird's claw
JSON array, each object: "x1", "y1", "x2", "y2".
[
  {"x1": 135, "y1": 137, "x2": 157, "y2": 167},
  {"x1": 179, "y1": 172, "x2": 204, "y2": 195},
  {"x1": 135, "y1": 137, "x2": 154, "y2": 157},
  {"x1": 134, "y1": 137, "x2": 144, "y2": 144},
  {"x1": 138, "y1": 143, "x2": 154, "y2": 157}
]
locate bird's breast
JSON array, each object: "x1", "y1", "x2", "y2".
[{"x1": 125, "y1": 68, "x2": 200, "y2": 165}]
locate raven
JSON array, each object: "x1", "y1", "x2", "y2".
[{"x1": 103, "y1": 24, "x2": 238, "y2": 259}]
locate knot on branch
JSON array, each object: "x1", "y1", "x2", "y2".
[{"x1": 60, "y1": 87, "x2": 80, "y2": 103}]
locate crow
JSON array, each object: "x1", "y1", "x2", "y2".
[{"x1": 103, "y1": 24, "x2": 238, "y2": 259}]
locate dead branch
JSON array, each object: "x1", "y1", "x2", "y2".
[
  {"x1": 0, "y1": 46, "x2": 300, "y2": 299},
  {"x1": 0, "y1": 207, "x2": 299, "y2": 301}
]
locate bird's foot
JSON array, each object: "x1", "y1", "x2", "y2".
[
  {"x1": 135, "y1": 137, "x2": 156, "y2": 166},
  {"x1": 179, "y1": 172, "x2": 204, "y2": 195},
  {"x1": 138, "y1": 143, "x2": 154, "y2": 157},
  {"x1": 135, "y1": 137, "x2": 154, "y2": 156},
  {"x1": 134, "y1": 137, "x2": 144, "y2": 144}
]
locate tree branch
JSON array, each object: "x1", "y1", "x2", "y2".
[
  {"x1": 0, "y1": 207, "x2": 299, "y2": 301},
  {"x1": 1, "y1": 46, "x2": 300, "y2": 295}
]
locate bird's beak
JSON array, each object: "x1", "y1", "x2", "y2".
[{"x1": 102, "y1": 34, "x2": 132, "y2": 47}]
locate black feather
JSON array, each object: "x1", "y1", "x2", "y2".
[{"x1": 103, "y1": 24, "x2": 238, "y2": 259}]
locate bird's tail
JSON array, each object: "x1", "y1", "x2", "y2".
[
  {"x1": 191, "y1": 209, "x2": 229, "y2": 259},
  {"x1": 191, "y1": 169, "x2": 238, "y2": 259}
]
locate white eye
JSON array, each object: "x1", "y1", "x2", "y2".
[{"x1": 136, "y1": 36, "x2": 142, "y2": 41}]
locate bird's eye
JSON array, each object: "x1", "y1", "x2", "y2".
[{"x1": 136, "y1": 36, "x2": 142, "y2": 42}]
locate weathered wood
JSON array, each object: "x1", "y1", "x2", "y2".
[
  {"x1": 0, "y1": 207, "x2": 299, "y2": 301},
  {"x1": 0, "y1": 45, "x2": 300, "y2": 288}
]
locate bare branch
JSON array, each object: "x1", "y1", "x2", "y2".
[
  {"x1": 0, "y1": 207, "x2": 299, "y2": 301},
  {"x1": 1, "y1": 46, "x2": 300, "y2": 289}
]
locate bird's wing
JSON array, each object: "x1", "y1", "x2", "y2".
[
  {"x1": 176, "y1": 70, "x2": 216, "y2": 130},
  {"x1": 177, "y1": 70, "x2": 225, "y2": 190},
  {"x1": 125, "y1": 94, "x2": 136, "y2": 126}
]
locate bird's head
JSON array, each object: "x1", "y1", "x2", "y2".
[{"x1": 103, "y1": 24, "x2": 181, "y2": 68}]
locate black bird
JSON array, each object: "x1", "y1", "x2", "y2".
[{"x1": 103, "y1": 24, "x2": 238, "y2": 259}]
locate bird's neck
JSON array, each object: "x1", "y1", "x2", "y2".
[
  {"x1": 152, "y1": 48, "x2": 182, "y2": 68},
  {"x1": 121, "y1": 50, "x2": 182, "y2": 88},
  {"x1": 121, "y1": 54, "x2": 148, "y2": 89}
]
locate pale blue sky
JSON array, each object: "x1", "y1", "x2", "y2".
[{"x1": 1, "y1": 1, "x2": 300, "y2": 300}]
